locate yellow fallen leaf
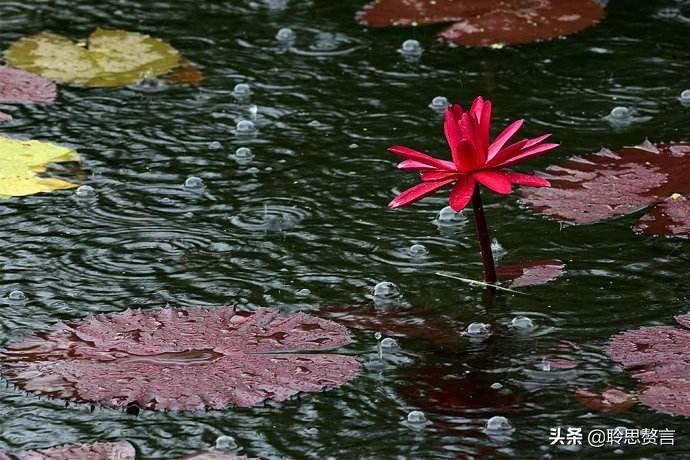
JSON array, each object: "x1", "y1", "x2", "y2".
[{"x1": 0, "y1": 135, "x2": 79, "y2": 198}]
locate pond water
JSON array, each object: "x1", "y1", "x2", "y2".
[{"x1": 1, "y1": 0, "x2": 690, "y2": 458}]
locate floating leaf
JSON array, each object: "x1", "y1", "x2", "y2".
[
  {"x1": 4, "y1": 29, "x2": 180, "y2": 88},
  {"x1": 357, "y1": 0, "x2": 605, "y2": 47},
  {"x1": 0, "y1": 307, "x2": 360, "y2": 411},
  {"x1": 0, "y1": 112, "x2": 11, "y2": 123},
  {"x1": 0, "y1": 135, "x2": 79, "y2": 198},
  {"x1": 522, "y1": 142, "x2": 690, "y2": 237},
  {"x1": 0, "y1": 66, "x2": 57, "y2": 104},
  {"x1": 162, "y1": 59, "x2": 205, "y2": 86},
  {"x1": 8, "y1": 441, "x2": 136, "y2": 460},
  {"x1": 608, "y1": 314, "x2": 690, "y2": 416},
  {"x1": 575, "y1": 387, "x2": 635, "y2": 414},
  {"x1": 496, "y1": 259, "x2": 565, "y2": 288}
]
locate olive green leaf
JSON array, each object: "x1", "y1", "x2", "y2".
[
  {"x1": 0, "y1": 135, "x2": 80, "y2": 198},
  {"x1": 4, "y1": 28, "x2": 180, "y2": 88}
]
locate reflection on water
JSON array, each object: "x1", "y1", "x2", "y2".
[{"x1": 1, "y1": 0, "x2": 690, "y2": 458}]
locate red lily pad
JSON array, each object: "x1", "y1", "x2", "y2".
[
  {"x1": 575, "y1": 387, "x2": 635, "y2": 414},
  {"x1": 357, "y1": 0, "x2": 605, "y2": 47},
  {"x1": 608, "y1": 313, "x2": 690, "y2": 416},
  {"x1": 12, "y1": 441, "x2": 136, "y2": 460},
  {"x1": 496, "y1": 259, "x2": 565, "y2": 288},
  {"x1": 0, "y1": 66, "x2": 57, "y2": 104},
  {"x1": 0, "y1": 307, "x2": 360, "y2": 411},
  {"x1": 522, "y1": 142, "x2": 690, "y2": 236},
  {"x1": 0, "y1": 112, "x2": 11, "y2": 123}
]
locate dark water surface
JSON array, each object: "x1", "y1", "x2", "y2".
[{"x1": 1, "y1": 0, "x2": 690, "y2": 458}]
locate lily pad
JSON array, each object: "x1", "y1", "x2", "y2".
[
  {"x1": 0, "y1": 135, "x2": 80, "y2": 198},
  {"x1": 575, "y1": 387, "x2": 635, "y2": 414},
  {"x1": 0, "y1": 307, "x2": 360, "y2": 411},
  {"x1": 0, "y1": 112, "x2": 11, "y2": 123},
  {"x1": 8, "y1": 441, "x2": 136, "y2": 460},
  {"x1": 0, "y1": 66, "x2": 57, "y2": 104},
  {"x1": 496, "y1": 259, "x2": 565, "y2": 288},
  {"x1": 608, "y1": 313, "x2": 690, "y2": 416},
  {"x1": 4, "y1": 29, "x2": 180, "y2": 88},
  {"x1": 357, "y1": 0, "x2": 605, "y2": 47},
  {"x1": 522, "y1": 142, "x2": 690, "y2": 237}
]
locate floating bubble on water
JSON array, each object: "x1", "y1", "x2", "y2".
[
  {"x1": 74, "y1": 185, "x2": 95, "y2": 198},
  {"x1": 233, "y1": 83, "x2": 252, "y2": 99},
  {"x1": 381, "y1": 337, "x2": 398, "y2": 349},
  {"x1": 208, "y1": 140, "x2": 223, "y2": 151},
  {"x1": 276, "y1": 27, "x2": 296, "y2": 42},
  {"x1": 430, "y1": 96, "x2": 449, "y2": 111},
  {"x1": 7, "y1": 290, "x2": 26, "y2": 302},
  {"x1": 373, "y1": 281, "x2": 400, "y2": 299},
  {"x1": 490, "y1": 382, "x2": 504, "y2": 390},
  {"x1": 236, "y1": 120, "x2": 257, "y2": 135},
  {"x1": 465, "y1": 322, "x2": 491, "y2": 337},
  {"x1": 234, "y1": 147, "x2": 254, "y2": 164},
  {"x1": 184, "y1": 176, "x2": 204, "y2": 189},
  {"x1": 679, "y1": 89, "x2": 690, "y2": 105},
  {"x1": 408, "y1": 243, "x2": 429, "y2": 258},
  {"x1": 406, "y1": 410, "x2": 427, "y2": 424},
  {"x1": 214, "y1": 435, "x2": 238, "y2": 452},
  {"x1": 484, "y1": 416, "x2": 514, "y2": 434},
  {"x1": 308, "y1": 120, "x2": 321, "y2": 128},
  {"x1": 435, "y1": 206, "x2": 466, "y2": 226},
  {"x1": 511, "y1": 315, "x2": 535, "y2": 331},
  {"x1": 607, "y1": 106, "x2": 633, "y2": 127},
  {"x1": 295, "y1": 288, "x2": 311, "y2": 297},
  {"x1": 399, "y1": 39, "x2": 423, "y2": 57}
]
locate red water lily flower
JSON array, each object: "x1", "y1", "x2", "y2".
[{"x1": 388, "y1": 96, "x2": 558, "y2": 211}]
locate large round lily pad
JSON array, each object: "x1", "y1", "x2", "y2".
[
  {"x1": 4, "y1": 29, "x2": 180, "y2": 88},
  {"x1": 522, "y1": 142, "x2": 690, "y2": 237},
  {"x1": 3, "y1": 441, "x2": 136, "y2": 460},
  {"x1": 0, "y1": 135, "x2": 80, "y2": 198},
  {"x1": 357, "y1": 0, "x2": 605, "y2": 46},
  {"x1": 0, "y1": 307, "x2": 360, "y2": 411},
  {"x1": 608, "y1": 314, "x2": 690, "y2": 416},
  {"x1": 496, "y1": 259, "x2": 565, "y2": 288}
]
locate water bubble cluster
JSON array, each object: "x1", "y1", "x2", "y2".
[
  {"x1": 373, "y1": 281, "x2": 400, "y2": 299},
  {"x1": 399, "y1": 39, "x2": 423, "y2": 57}
]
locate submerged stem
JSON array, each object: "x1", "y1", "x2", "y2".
[{"x1": 470, "y1": 186, "x2": 497, "y2": 284}]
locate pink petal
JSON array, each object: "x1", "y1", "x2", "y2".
[
  {"x1": 459, "y1": 113, "x2": 484, "y2": 166},
  {"x1": 388, "y1": 146, "x2": 454, "y2": 170},
  {"x1": 504, "y1": 172, "x2": 550, "y2": 187},
  {"x1": 421, "y1": 171, "x2": 461, "y2": 181},
  {"x1": 398, "y1": 160, "x2": 437, "y2": 171},
  {"x1": 487, "y1": 119, "x2": 524, "y2": 160},
  {"x1": 478, "y1": 99, "x2": 492, "y2": 155},
  {"x1": 470, "y1": 96, "x2": 485, "y2": 122},
  {"x1": 452, "y1": 104, "x2": 464, "y2": 120},
  {"x1": 474, "y1": 170, "x2": 513, "y2": 194},
  {"x1": 449, "y1": 176, "x2": 476, "y2": 211},
  {"x1": 444, "y1": 108, "x2": 464, "y2": 167},
  {"x1": 493, "y1": 143, "x2": 560, "y2": 168},
  {"x1": 389, "y1": 178, "x2": 456, "y2": 208},
  {"x1": 525, "y1": 133, "x2": 552, "y2": 148}
]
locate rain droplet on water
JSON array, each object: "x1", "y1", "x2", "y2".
[
  {"x1": 214, "y1": 435, "x2": 238, "y2": 452},
  {"x1": 208, "y1": 140, "x2": 223, "y2": 151},
  {"x1": 373, "y1": 281, "x2": 400, "y2": 299},
  {"x1": 511, "y1": 315, "x2": 535, "y2": 331},
  {"x1": 381, "y1": 337, "x2": 398, "y2": 349},
  {"x1": 491, "y1": 238, "x2": 507, "y2": 260},
  {"x1": 540, "y1": 358, "x2": 552, "y2": 372},
  {"x1": 435, "y1": 206, "x2": 466, "y2": 226},
  {"x1": 184, "y1": 176, "x2": 204, "y2": 189},
  {"x1": 679, "y1": 89, "x2": 690, "y2": 104},
  {"x1": 236, "y1": 120, "x2": 257, "y2": 135},
  {"x1": 75, "y1": 185, "x2": 95, "y2": 198},
  {"x1": 406, "y1": 410, "x2": 427, "y2": 425},
  {"x1": 295, "y1": 288, "x2": 311, "y2": 297},
  {"x1": 234, "y1": 147, "x2": 254, "y2": 164},
  {"x1": 465, "y1": 322, "x2": 491, "y2": 337},
  {"x1": 233, "y1": 83, "x2": 252, "y2": 99},
  {"x1": 490, "y1": 382, "x2": 504, "y2": 390},
  {"x1": 7, "y1": 290, "x2": 26, "y2": 302},
  {"x1": 399, "y1": 39, "x2": 423, "y2": 57},
  {"x1": 408, "y1": 243, "x2": 428, "y2": 258},
  {"x1": 276, "y1": 27, "x2": 296, "y2": 42},
  {"x1": 430, "y1": 96, "x2": 449, "y2": 111},
  {"x1": 484, "y1": 416, "x2": 514, "y2": 435},
  {"x1": 607, "y1": 106, "x2": 632, "y2": 126}
]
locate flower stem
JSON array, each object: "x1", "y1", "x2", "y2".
[{"x1": 470, "y1": 186, "x2": 497, "y2": 283}]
